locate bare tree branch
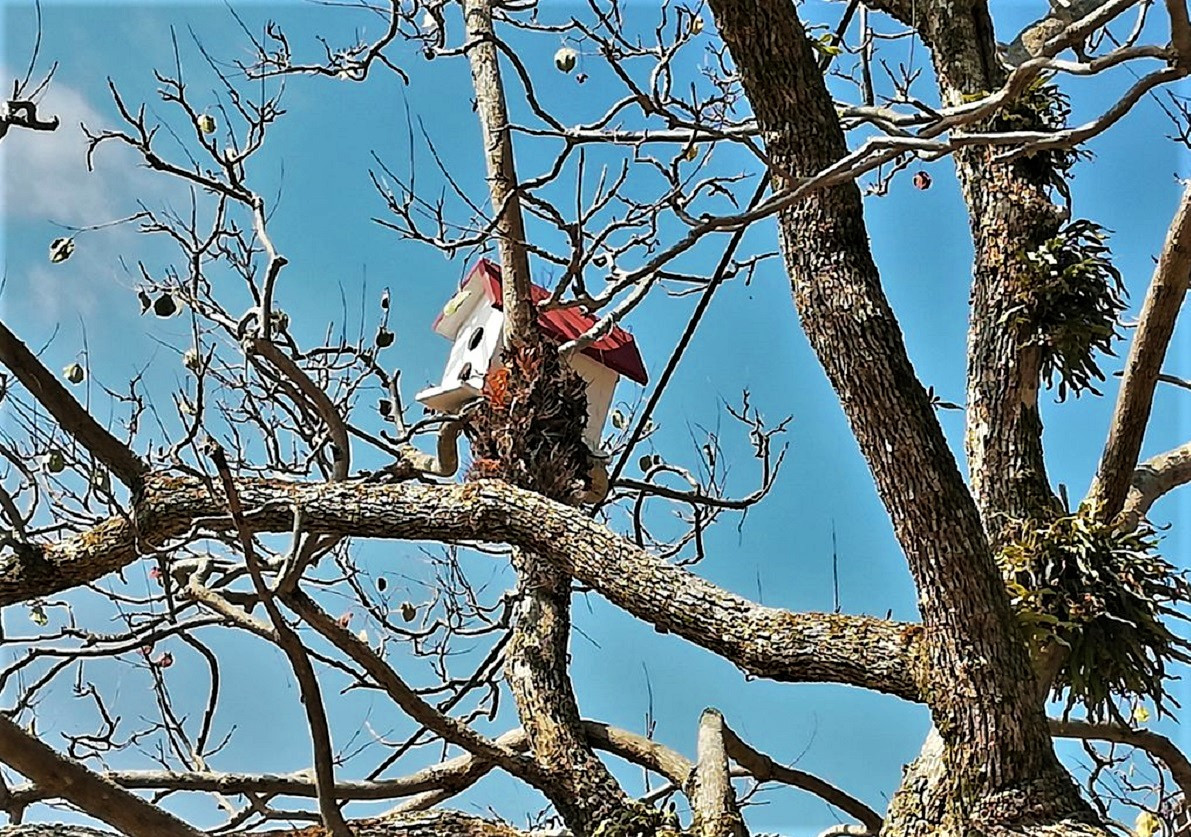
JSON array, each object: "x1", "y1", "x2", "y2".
[
  {"x1": 0, "y1": 713, "x2": 203, "y2": 837},
  {"x1": 1051, "y1": 718, "x2": 1191, "y2": 799},
  {"x1": 0, "y1": 474, "x2": 926, "y2": 698},
  {"x1": 205, "y1": 440, "x2": 351, "y2": 837},
  {"x1": 0, "y1": 321, "x2": 148, "y2": 490},
  {"x1": 462, "y1": 0, "x2": 535, "y2": 341},
  {"x1": 1090, "y1": 183, "x2": 1191, "y2": 520},
  {"x1": 720, "y1": 719, "x2": 883, "y2": 833},
  {"x1": 1119, "y1": 441, "x2": 1191, "y2": 528}
]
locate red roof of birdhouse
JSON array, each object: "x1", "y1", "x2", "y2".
[{"x1": 436, "y1": 259, "x2": 648, "y2": 385}]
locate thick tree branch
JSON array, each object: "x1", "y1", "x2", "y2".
[
  {"x1": 0, "y1": 474, "x2": 926, "y2": 699},
  {"x1": 1090, "y1": 184, "x2": 1191, "y2": 519},
  {"x1": 0, "y1": 321, "x2": 147, "y2": 490},
  {"x1": 0, "y1": 811, "x2": 538, "y2": 836},
  {"x1": 1119, "y1": 441, "x2": 1191, "y2": 528},
  {"x1": 462, "y1": 4, "x2": 624, "y2": 828},
  {"x1": 0, "y1": 713, "x2": 203, "y2": 837},
  {"x1": 707, "y1": 0, "x2": 1086, "y2": 825}
]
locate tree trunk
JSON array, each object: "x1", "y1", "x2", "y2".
[
  {"x1": 503, "y1": 549, "x2": 631, "y2": 830},
  {"x1": 705, "y1": 1, "x2": 1099, "y2": 833}
]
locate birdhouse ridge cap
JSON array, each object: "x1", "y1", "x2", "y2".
[{"x1": 432, "y1": 259, "x2": 648, "y2": 385}]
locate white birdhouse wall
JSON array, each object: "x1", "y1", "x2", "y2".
[
  {"x1": 570, "y1": 353, "x2": 618, "y2": 450},
  {"x1": 441, "y1": 303, "x2": 503, "y2": 391}
]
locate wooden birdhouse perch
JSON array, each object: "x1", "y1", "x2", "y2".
[{"x1": 416, "y1": 259, "x2": 648, "y2": 452}]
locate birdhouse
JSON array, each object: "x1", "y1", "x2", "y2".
[{"x1": 416, "y1": 259, "x2": 648, "y2": 450}]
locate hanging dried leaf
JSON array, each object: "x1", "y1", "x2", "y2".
[{"x1": 183, "y1": 348, "x2": 201, "y2": 372}]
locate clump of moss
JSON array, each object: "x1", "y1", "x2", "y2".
[
  {"x1": 464, "y1": 337, "x2": 593, "y2": 503},
  {"x1": 1010, "y1": 219, "x2": 1126, "y2": 400},
  {"x1": 998, "y1": 508, "x2": 1191, "y2": 721}
]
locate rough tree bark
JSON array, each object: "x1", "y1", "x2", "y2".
[{"x1": 706, "y1": 1, "x2": 1098, "y2": 834}]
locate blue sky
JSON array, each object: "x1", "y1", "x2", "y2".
[{"x1": 0, "y1": 1, "x2": 1189, "y2": 833}]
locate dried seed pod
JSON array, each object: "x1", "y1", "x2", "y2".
[
  {"x1": 43, "y1": 450, "x2": 65, "y2": 474},
  {"x1": 49, "y1": 237, "x2": 74, "y2": 264},
  {"x1": 153, "y1": 293, "x2": 178, "y2": 318},
  {"x1": 63, "y1": 363, "x2": 85, "y2": 385},
  {"x1": 554, "y1": 47, "x2": 578, "y2": 73}
]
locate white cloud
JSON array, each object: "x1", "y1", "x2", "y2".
[{"x1": 0, "y1": 74, "x2": 166, "y2": 224}]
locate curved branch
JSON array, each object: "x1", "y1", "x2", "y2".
[
  {"x1": 720, "y1": 718, "x2": 883, "y2": 832},
  {"x1": 0, "y1": 474, "x2": 926, "y2": 700},
  {"x1": 250, "y1": 338, "x2": 350, "y2": 481},
  {"x1": 1051, "y1": 718, "x2": 1191, "y2": 799},
  {"x1": 1119, "y1": 441, "x2": 1191, "y2": 528}
]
